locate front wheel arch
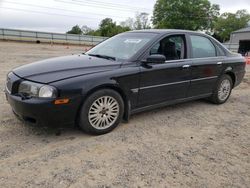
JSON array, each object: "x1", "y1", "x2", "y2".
[
  {"x1": 78, "y1": 88, "x2": 125, "y2": 134},
  {"x1": 75, "y1": 84, "x2": 130, "y2": 126}
]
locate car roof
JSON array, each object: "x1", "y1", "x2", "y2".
[{"x1": 127, "y1": 29, "x2": 205, "y2": 35}]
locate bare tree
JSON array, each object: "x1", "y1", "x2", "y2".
[
  {"x1": 134, "y1": 12, "x2": 151, "y2": 30},
  {"x1": 81, "y1": 25, "x2": 93, "y2": 35}
]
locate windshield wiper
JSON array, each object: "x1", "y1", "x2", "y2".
[{"x1": 87, "y1": 54, "x2": 116, "y2": 61}]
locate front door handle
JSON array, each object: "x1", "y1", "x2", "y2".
[
  {"x1": 217, "y1": 62, "x2": 223, "y2": 65},
  {"x1": 182, "y1": 65, "x2": 190, "y2": 69}
]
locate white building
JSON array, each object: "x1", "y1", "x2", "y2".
[{"x1": 224, "y1": 27, "x2": 250, "y2": 55}]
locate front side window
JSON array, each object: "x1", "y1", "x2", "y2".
[
  {"x1": 150, "y1": 35, "x2": 186, "y2": 61},
  {"x1": 190, "y1": 35, "x2": 216, "y2": 58},
  {"x1": 86, "y1": 32, "x2": 158, "y2": 61}
]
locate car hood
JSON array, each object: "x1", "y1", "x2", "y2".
[{"x1": 13, "y1": 54, "x2": 122, "y2": 83}]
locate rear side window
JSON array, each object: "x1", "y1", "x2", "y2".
[{"x1": 190, "y1": 35, "x2": 216, "y2": 58}]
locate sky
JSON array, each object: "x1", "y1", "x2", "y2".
[{"x1": 0, "y1": 0, "x2": 250, "y2": 33}]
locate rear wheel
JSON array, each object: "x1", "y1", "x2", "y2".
[
  {"x1": 78, "y1": 89, "x2": 124, "y2": 135},
  {"x1": 209, "y1": 74, "x2": 233, "y2": 104}
]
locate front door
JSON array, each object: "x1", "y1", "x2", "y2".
[{"x1": 137, "y1": 34, "x2": 192, "y2": 107}]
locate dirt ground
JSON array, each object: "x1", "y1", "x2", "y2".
[{"x1": 0, "y1": 41, "x2": 249, "y2": 188}]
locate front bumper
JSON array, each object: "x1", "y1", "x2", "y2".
[{"x1": 5, "y1": 91, "x2": 81, "y2": 127}]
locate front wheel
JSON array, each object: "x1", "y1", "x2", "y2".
[
  {"x1": 209, "y1": 74, "x2": 233, "y2": 104},
  {"x1": 78, "y1": 89, "x2": 124, "y2": 135}
]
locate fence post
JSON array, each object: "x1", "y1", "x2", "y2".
[{"x1": 51, "y1": 33, "x2": 54, "y2": 45}]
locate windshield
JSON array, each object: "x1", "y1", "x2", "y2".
[{"x1": 86, "y1": 32, "x2": 158, "y2": 61}]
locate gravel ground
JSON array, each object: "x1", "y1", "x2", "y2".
[{"x1": 0, "y1": 41, "x2": 249, "y2": 188}]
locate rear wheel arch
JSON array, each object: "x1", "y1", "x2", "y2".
[
  {"x1": 224, "y1": 71, "x2": 236, "y2": 88},
  {"x1": 209, "y1": 74, "x2": 233, "y2": 104}
]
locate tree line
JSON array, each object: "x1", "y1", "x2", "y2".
[
  {"x1": 67, "y1": 12, "x2": 150, "y2": 37},
  {"x1": 67, "y1": 0, "x2": 250, "y2": 42}
]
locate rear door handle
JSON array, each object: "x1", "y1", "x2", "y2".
[
  {"x1": 182, "y1": 65, "x2": 191, "y2": 69},
  {"x1": 217, "y1": 62, "x2": 223, "y2": 65}
]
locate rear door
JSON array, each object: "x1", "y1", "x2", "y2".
[{"x1": 187, "y1": 34, "x2": 225, "y2": 97}]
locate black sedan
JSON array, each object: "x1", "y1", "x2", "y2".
[{"x1": 5, "y1": 29, "x2": 246, "y2": 135}]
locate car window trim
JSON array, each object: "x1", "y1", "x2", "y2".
[
  {"x1": 138, "y1": 32, "x2": 189, "y2": 62},
  {"x1": 189, "y1": 34, "x2": 218, "y2": 58},
  {"x1": 149, "y1": 35, "x2": 187, "y2": 58},
  {"x1": 137, "y1": 32, "x2": 228, "y2": 65}
]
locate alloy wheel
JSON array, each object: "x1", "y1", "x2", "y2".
[
  {"x1": 88, "y1": 96, "x2": 119, "y2": 130},
  {"x1": 218, "y1": 79, "x2": 231, "y2": 101}
]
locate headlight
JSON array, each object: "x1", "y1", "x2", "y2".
[
  {"x1": 39, "y1": 85, "x2": 57, "y2": 98},
  {"x1": 18, "y1": 81, "x2": 57, "y2": 98}
]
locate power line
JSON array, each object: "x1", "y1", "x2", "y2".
[
  {"x1": 0, "y1": 6, "x2": 104, "y2": 21},
  {"x1": 55, "y1": 0, "x2": 151, "y2": 13},
  {"x1": 1, "y1": 5, "x2": 211, "y2": 21},
  {"x1": 4, "y1": 1, "x2": 129, "y2": 19},
  {"x1": 71, "y1": 0, "x2": 152, "y2": 11}
]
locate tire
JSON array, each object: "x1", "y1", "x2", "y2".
[
  {"x1": 78, "y1": 89, "x2": 124, "y2": 135},
  {"x1": 209, "y1": 74, "x2": 233, "y2": 104}
]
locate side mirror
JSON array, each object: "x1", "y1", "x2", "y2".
[{"x1": 145, "y1": 54, "x2": 166, "y2": 64}]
